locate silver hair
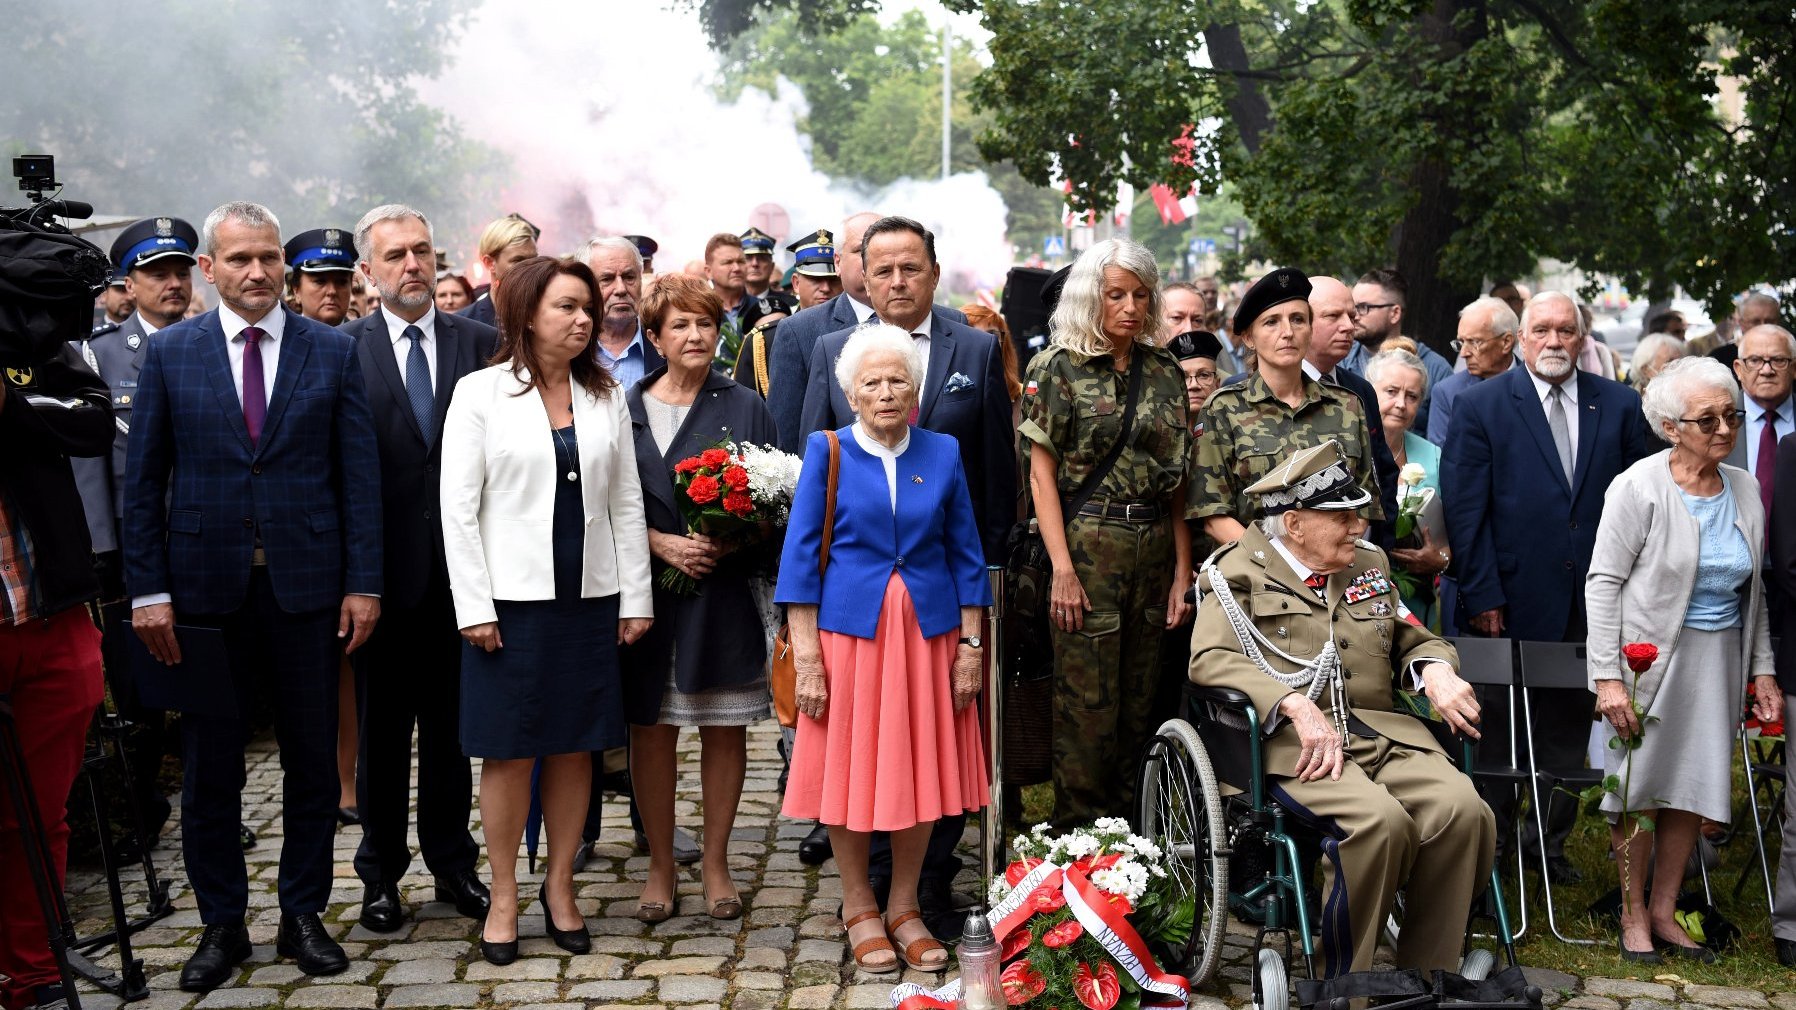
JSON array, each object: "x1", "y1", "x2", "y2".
[
  {"x1": 1259, "y1": 513, "x2": 1289, "y2": 539},
  {"x1": 1518, "y1": 290, "x2": 1584, "y2": 337},
  {"x1": 1459, "y1": 295, "x2": 1519, "y2": 338},
  {"x1": 584, "y1": 235, "x2": 643, "y2": 273},
  {"x1": 1641, "y1": 356, "x2": 1739, "y2": 437},
  {"x1": 1049, "y1": 238, "x2": 1165, "y2": 360},
  {"x1": 1743, "y1": 291, "x2": 1781, "y2": 315},
  {"x1": 835, "y1": 323, "x2": 923, "y2": 403},
  {"x1": 1740, "y1": 323, "x2": 1796, "y2": 358},
  {"x1": 353, "y1": 204, "x2": 433, "y2": 263},
  {"x1": 202, "y1": 201, "x2": 281, "y2": 254},
  {"x1": 1629, "y1": 333, "x2": 1688, "y2": 392},
  {"x1": 1363, "y1": 348, "x2": 1431, "y2": 397}
]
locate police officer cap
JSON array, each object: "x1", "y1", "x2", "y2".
[
  {"x1": 1039, "y1": 264, "x2": 1072, "y2": 313},
  {"x1": 623, "y1": 234, "x2": 659, "y2": 260},
  {"x1": 786, "y1": 228, "x2": 837, "y2": 277},
  {"x1": 1167, "y1": 330, "x2": 1224, "y2": 362},
  {"x1": 1246, "y1": 440, "x2": 1372, "y2": 515},
  {"x1": 284, "y1": 228, "x2": 357, "y2": 274},
  {"x1": 740, "y1": 226, "x2": 776, "y2": 255},
  {"x1": 1232, "y1": 267, "x2": 1311, "y2": 335},
  {"x1": 742, "y1": 290, "x2": 799, "y2": 332},
  {"x1": 111, "y1": 216, "x2": 198, "y2": 274}
]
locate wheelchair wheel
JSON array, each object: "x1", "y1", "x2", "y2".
[
  {"x1": 1459, "y1": 947, "x2": 1496, "y2": 981},
  {"x1": 1253, "y1": 947, "x2": 1289, "y2": 1010},
  {"x1": 1136, "y1": 718, "x2": 1228, "y2": 987}
]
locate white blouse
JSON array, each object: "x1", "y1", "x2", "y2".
[{"x1": 851, "y1": 422, "x2": 910, "y2": 511}]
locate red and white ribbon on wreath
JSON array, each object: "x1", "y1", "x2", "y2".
[{"x1": 890, "y1": 859, "x2": 1191, "y2": 1010}]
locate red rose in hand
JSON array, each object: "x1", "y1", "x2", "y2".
[
  {"x1": 686, "y1": 474, "x2": 722, "y2": 505},
  {"x1": 673, "y1": 456, "x2": 702, "y2": 475},
  {"x1": 700, "y1": 447, "x2": 731, "y2": 470},
  {"x1": 1001, "y1": 960, "x2": 1046, "y2": 1006},
  {"x1": 999, "y1": 925, "x2": 1031, "y2": 962},
  {"x1": 1622, "y1": 642, "x2": 1659, "y2": 674},
  {"x1": 722, "y1": 464, "x2": 750, "y2": 491},
  {"x1": 1042, "y1": 920, "x2": 1085, "y2": 948},
  {"x1": 723, "y1": 490, "x2": 753, "y2": 517},
  {"x1": 1004, "y1": 858, "x2": 1045, "y2": 888},
  {"x1": 1072, "y1": 962, "x2": 1121, "y2": 1010}
]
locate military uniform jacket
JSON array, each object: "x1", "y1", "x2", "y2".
[
  {"x1": 1189, "y1": 526, "x2": 1456, "y2": 780},
  {"x1": 1018, "y1": 344, "x2": 1189, "y2": 505},
  {"x1": 1187, "y1": 372, "x2": 1382, "y2": 525},
  {"x1": 71, "y1": 313, "x2": 153, "y2": 552}
]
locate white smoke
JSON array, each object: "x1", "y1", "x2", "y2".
[{"x1": 421, "y1": 1, "x2": 1013, "y2": 293}]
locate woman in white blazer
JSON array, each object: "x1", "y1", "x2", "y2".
[{"x1": 439, "y1": 257, "x2": 653, "y2": 966}]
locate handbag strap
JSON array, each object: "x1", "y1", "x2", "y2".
[
  {"x1": 819, "y1": 429, "x2": 840, "y2": 578},
  {"x1": 1058, "y1": 351, "x2": 1146, "y2": 522}
]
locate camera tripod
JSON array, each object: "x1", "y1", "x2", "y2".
[{"x1": 1, "y1": 682, "x2": 175, "y2": 1009}]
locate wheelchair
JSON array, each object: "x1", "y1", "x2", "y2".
[{"x1": 1136, "y1": 682, "x2": 1522, "y2": 1010}]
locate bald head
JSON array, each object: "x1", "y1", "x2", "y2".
[
  {"x1": 1307, "y1": 276, "x2": 1356, "y2": 371},
  {"x1": 838, "y1": 211, "x2": 882, "y2": 303}
]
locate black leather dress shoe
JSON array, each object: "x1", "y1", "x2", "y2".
[
  {"x1": 277, "y1": 913, "x2": 348, "y2": 976},
  {"x1": 434, "y1": 869, "x2": 491, "y2": 920},
  {"x1": 179, "y1": 920, "x2": 252, "y2": 991},
  {"x1": 797, "y1": 822, "x2": 833, "y2": 865},
  {"x1": 336, "y1": 806, "x2": 361, "y2": 827},
  {"x1": 1777, "y1": 937, "x2": 1796, "y2": 966},
  {"x1": 1544, "y1": 855, "x2": 1583, "y2": 885},
  {"x1": 538, "y1": 883, "x2": 591, "y2": 954},
  {"x1": 360, "y1": 883, "x2": 405, "y2": 933}
]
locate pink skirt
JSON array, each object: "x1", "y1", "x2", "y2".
[{"x1": 781, "y1": 573, "x2": 989, "y2": 832}]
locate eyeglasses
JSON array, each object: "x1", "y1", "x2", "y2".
[
  {"x1": 1450, "y1": 337, "x2": 1506, "y2": 353},
  {"x1": 1740, "y1": 355, "x2": 1795, "y2": 371},
  {"x1": 1183, "y1": 370, "x2": 1218, "y2": 386},
  {"x1": 1675, "y1": 410, "x2": 1747, "y2": 434},
  {"x1": 1353, "y1": 302, "x2": 1395, "y2": 315}
]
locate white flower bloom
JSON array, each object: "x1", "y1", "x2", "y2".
[
  {"x1": 1125, "y1": 834, "x2": 1163, "y2": 861},
  {"x1": 1062, "y1": 832, "x2": 1100, "y2": 859},
  {"x1": 1090, "y1": 862, "x2": 1150, "y2": 904},
  {"x1": 1399, "y1": 462, "x2": 1426, "y2": 487},
  {"x1": 1032, "y1": 822, "x2": 1053, "y2": 836},
  {"x1": 988, "y1": 877, "x2": 1012, "y2": 906},
  {"x1": 1092, "y1": 816, "x2": 1131, "y2": 835}
]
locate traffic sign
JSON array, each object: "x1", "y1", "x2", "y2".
[{"x1": 1044, "y1": 235, "x2": 1066, "y2": 257}]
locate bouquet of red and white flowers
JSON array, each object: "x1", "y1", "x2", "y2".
[
  {"x1": 662, "y1": 440, "x2": 802, "y2": 594},
  {"x1": 892, "y1": 819, "x2": 1193, "y2": 1010}
]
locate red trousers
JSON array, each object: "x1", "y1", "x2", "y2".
[{"x1": 0, "y1": 606, "x2": 102, "y2": 1010}]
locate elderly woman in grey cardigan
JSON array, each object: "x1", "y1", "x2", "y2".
[{"x1": 1586, "y1": 355, "x2": 1782, "y2": 964}]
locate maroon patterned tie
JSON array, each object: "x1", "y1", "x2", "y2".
[
  {"x1": 242, "y1": 326, "x2": 267, "y2": 446},
  {"x1": 1759, "y1": 411, "x2": 1778, "y2": 519}
]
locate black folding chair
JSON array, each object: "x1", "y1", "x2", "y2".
[
  {"x1": 1449, "y1": 636, "x2": 1530, "y2": 940},
  {"x1": 1516, "y1": 641, "x2": 1601, "y2": 945}
]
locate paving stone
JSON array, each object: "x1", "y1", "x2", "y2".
[
  {"x1": 1686, "y1": 987, "x2": 1773, "y2": 1008},
  {"x1": 1187, "y1": 998, "x2": 1230, "y2": 1010},
  {"x1": 738, "y1": 947, "x2": 786, "y2": 971},
  {"x1": 283, "y1": 985, "x2": 378, "y2": 1008},
  {"x1": 464, "y1": 956, "x2": 563, "y2": 981},
  {"x1": 845, "y1": 983, "x2": 898, "y2": 1008},
  {"x1": 789, "y1": 962, "x2": 841, "y2": 987},
  {"x1": 567, "y1": 980, "x2": 655, "y2": 1000},
  {"x1": 492, "y1": 981, "x2": 562, "y2": 1002},
  {"x1": 377, "y1": 958, "x2": 458, "y2": 985},
  {"x1": 655, "y1": 975, "x2": 727, "y2": 1002},
  {"x1": 727, "y1": 991, "x2": 777, "y2": 1010},
  {"x1": 1523, "y1": 967, "x2": 1582, "y2": 995},
  {"x1": 381, "y1": 983, "x2": 482, "y2": 1007},
  {"x1": 369, "y1": 939, "x2": 471, "y2": 960},
  {"x1": 745, "y1": 925, "x2": 795, "y2": 948},
  {"x1": 244, "y1": 965, "x2": 303, "y2": 986},
  {"x1": 632, "y1": 956, "x2": 728, "y2": 976},
  {"x1": 1563, "y1": 998, "x2": 1620, "y2": 1010},
  {"x1": 194, "y1": 991, "x2": 279, "y2": 1009},
  {"x1": 1769, "y1": 995, "x2": 1796, "y2": 1010},
  {"x1": 1585, "y1": 978, "x2": 1676, "y2": 1001},
  {"x1": 669, "y1": 936, "x2": 737, "y2": 956},
  {"x1": 565, "y1": 952, "x2": 627, "y2": 978},
  {"x1": 752, "y1": 886, "x2": 805, "y2": 907},
  {"x1": 794, "y1": 939, "x2": 844, "y2": 963}
]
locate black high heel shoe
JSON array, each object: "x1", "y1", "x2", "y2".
[
  {"x1": 539, "y1": 882, "x2": 591, "y2": 954},
  {"x1": 1617, "y1": 927, "x2": 1661, "y2": 964},
  {"x1": 480, "y1": 900, "x2": 519, "y2": 966}
]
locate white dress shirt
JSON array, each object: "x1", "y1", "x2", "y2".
[
  {"x1": 851, "y1": 421, "x2": 910, "y2": 511},
  {"x1": 1527, "y1": 368, "x2": 1580, "y2": 462},
  {"x1": 382, "y1": 305, "x2": 438, "y2": 391},
  {"x1": 909, "y1": 322, "x2": 932, "y2": 401},
  {"x1": 134, "y1": 310, "x2": 165, "y2": 337},
  {"x1": 849, "y1": 294, "x2": 876, "y2": 324},
  {"x1": 1744, "y1": 393, "x2": 1794, "y2": 468},
  {"x1": 218, "y1": 302, "x2": 284, "y2": 408}
]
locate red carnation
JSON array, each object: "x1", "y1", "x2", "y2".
[
  {"x1": 1001, "y1": 960, "x2": 1046, "y2": 1006},
  {"x1": 700, "y1": 447, "x2": 730, "y2": 470},
  {"x1": 722, "y1": 464, "x2": 750, "y2": 491},
  {"x1": 686, "y1": 474, "x2": 721, "y2": 505},
  {"x1": 1042, "y1": 920, "x2": 1084, "y2": 948},
  {"x1": 674, "y1": 456, "x2": 702, "y2": 474},
  {"x1": 1621, "y1": 642, "x2": 1659, "y2": 674},
  {"x1": 723, "y1": 490, "x2": 753, "y2": 518}
]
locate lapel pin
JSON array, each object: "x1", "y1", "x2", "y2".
[
  {"x1": 127, "y1": 334, "x2": 142, "y2": 350},
  {"x1": 911, "y1": 475, "x2": 924, "y2": 484}
]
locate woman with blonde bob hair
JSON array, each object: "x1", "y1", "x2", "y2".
[{"x1": 1018, "y1": 239, "x2": 1194, "y2": 825}]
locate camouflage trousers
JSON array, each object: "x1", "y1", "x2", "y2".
[{"x1": 1049, "y1": 515, "x2": 1176, "y2": 828}]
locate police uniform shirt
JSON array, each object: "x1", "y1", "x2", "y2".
[{"x1": 381, "y1": 305, "x2": 438, "y2": 391}]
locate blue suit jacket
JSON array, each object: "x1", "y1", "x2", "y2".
[
  {"x1": 1424, "y1": 368, "x2": 1488, "y2": 446},
  {"x1": 123, "y1": 306, "x2": 383, "y2": 615},
  {"x1": 798, "y1": 313, "x2": 1016, "y2": 563},
  {"x1": 457, "y1": 294, "x2": 496, "y2": 329},
  {"x1": 1440, "y1": 366, "x2": 1649, "y2": 640},
  {"x1": 774, "y1": 427, "x2": 991, "y2": 639}
]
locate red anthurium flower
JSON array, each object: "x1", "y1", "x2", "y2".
[
  {"x1": 999, "y1": 926, "x2": 1031, "y2": 962},
  {"x1": 1001, "y1": 960, "x2": 1046, "y2": 1006},
  {"x1": 1030, "y1": 885, "x2": 1068, "y2": 913},
  {"x1": 700, "y1": 447, "x2": 731, "y2": 470},
  {"x1": 1005, "y1": 858, "x2": 1044, "y2": 887},
  {"x1": 1621, "y1": 642, "x2": 1658, "y2": 674},
  {"x1": 1101, "y1": 891, "x2": 1133, "y2": 916},
  {"x1": 686, "y1": 474, "x2": 721, "y2": 505},
  {"x1": 1072, "y1": 852, "x2": 1123, "y2": 876},
  {"x1": 1042, "y1": 920, "x2": 1085, "y2": 948},
  {"x1": 1072, "y1": 962, "x2": 1121, "y2": 1010}
]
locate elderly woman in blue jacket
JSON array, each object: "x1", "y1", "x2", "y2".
[{"x1": 776, "y1": 324, "x2": 991, "y2": 975}]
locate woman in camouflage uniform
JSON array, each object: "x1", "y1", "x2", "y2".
[{"x1": 1018, "y1": 239, "x2": 1193, "y2": 826}]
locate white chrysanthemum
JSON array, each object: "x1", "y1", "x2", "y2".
[
  {"x1": 735, "y1": 443, "x2": 804, "y2": 520},
  {"x1": 988, "y1": 877, "x2": 1012, "y2": 906},
  {"x1": 1092, "y1": 860, "x2": 1151, "y2": 903},
  {"x1": 1126, "y1": 834, "x2": 1163, "y2": 861},
  {"x1": 1032, "y1": 822, "x2": 1053, "y2": 836},
  {"x1": 1061, "y1": 832, "x2": 1100, "y2": 859},
  {"x1": 1092, "y1": 816, "x2": 1131, "y2": 836}
]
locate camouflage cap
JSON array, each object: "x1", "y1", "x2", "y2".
[{"x1": 1245, "y1": 439, "x2": 1372, "y2": 515}]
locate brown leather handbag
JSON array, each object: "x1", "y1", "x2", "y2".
[{"x1": 772, "y1": 430, "x2": 839, "y2": 728}]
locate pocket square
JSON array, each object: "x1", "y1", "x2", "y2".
[{"x1": 942, "y1": 371, "x2": 975, "y2": 394}]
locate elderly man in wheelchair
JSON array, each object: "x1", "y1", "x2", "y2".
[{"x1": 1189, "y1": 440, "x2": 1496, "y2": 979}]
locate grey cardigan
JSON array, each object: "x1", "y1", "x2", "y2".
[{"x1": 1584, "y1": 450, "x2": 1774, "y2": 708}]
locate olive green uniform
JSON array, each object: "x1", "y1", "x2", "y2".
[
  {"x1": 1019, "y1": 345, "x2": 1189, "y2": 827},
  {"x1": 1186, "y1": 373, "x2": 1383, "y2": 526},
  {"x1": 1190, "y1": 526, "x2": 1494, "y2": 976}
]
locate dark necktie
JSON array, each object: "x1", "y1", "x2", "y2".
[
  {"x1": 404, "y1": 325, "x2": 435, "y2": 441},
  {"x1": 241, "y1": 326, "x2": 267, "y2": 446},
  {"x1": 1758, "y1": 410, "x2": 1777, "y2": 517}
]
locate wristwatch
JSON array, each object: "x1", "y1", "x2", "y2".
[{"x1": 959, "y1": 636, "x2": 983, "y2": 649}]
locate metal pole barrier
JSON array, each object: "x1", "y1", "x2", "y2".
[{"x1": 983, "y1": 566, "x2": 1005, "y2": 884}]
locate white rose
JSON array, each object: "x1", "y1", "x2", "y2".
[{"x1": 1399, "y1": 462, "x2": 1426, "y2": 487}]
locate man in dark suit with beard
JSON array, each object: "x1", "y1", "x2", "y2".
[{"x1": 340, "y1": 204, "x2": 495, "y2": 932}]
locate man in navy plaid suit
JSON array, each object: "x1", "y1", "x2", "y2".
[{"x1": 123, "y1": 202, "x2": 384, "y2": 992}]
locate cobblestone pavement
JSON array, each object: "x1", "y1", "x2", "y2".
[{"x1": 55, "y1": 721, "x2": 1796, "y2": 1010}]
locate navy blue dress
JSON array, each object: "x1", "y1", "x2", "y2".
[{"x1": 459, "y1": 424, "x2": 624, "y2": 759}]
